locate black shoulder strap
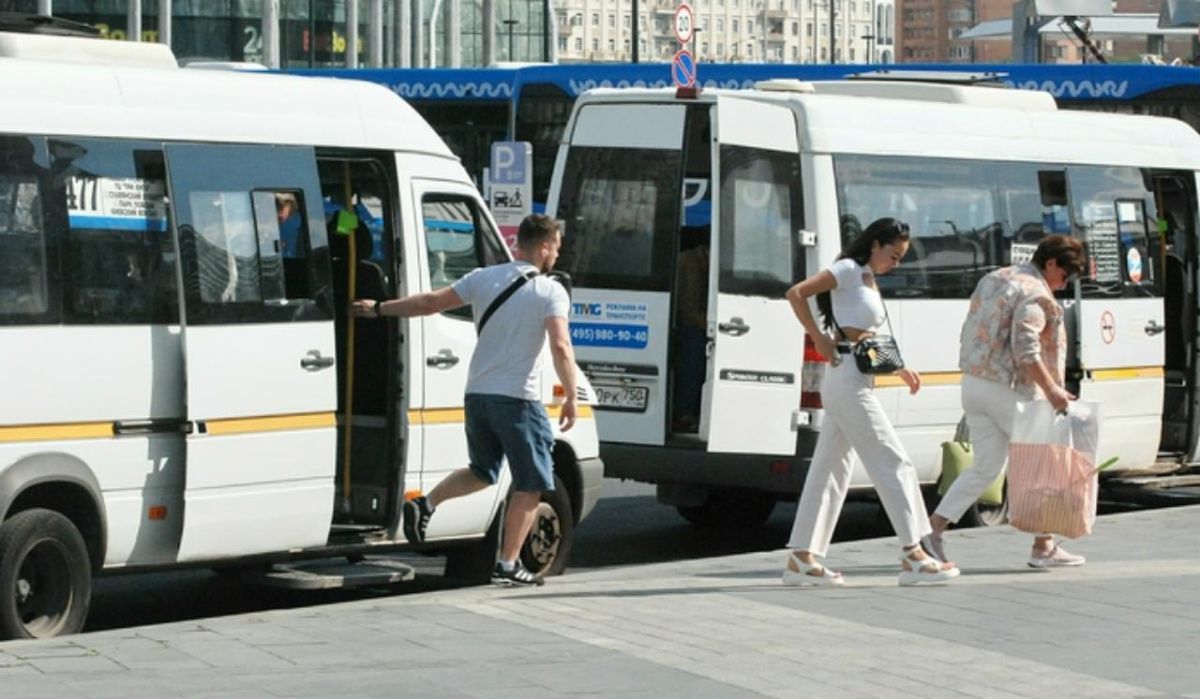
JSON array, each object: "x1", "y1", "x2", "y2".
[{"x1": 477, "y1": 269, "x2": 537, "y2": 335}]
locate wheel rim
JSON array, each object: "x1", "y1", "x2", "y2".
[
  {"x1": 14, "y1": 538, "x2": 74, "y2": 637},
  {"x1": 524, "y1": 501, "x2": 561, "y2": 572}
]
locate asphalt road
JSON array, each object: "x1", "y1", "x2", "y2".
[{"x1": 81, "y1": 479, "x2": 1200, "y2": 634}]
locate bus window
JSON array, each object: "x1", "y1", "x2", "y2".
[
  {"x1": 836, "y1": 155, "x2": 1040, "y2": 299},
  {"x1": 515, "y1": 82, "x2": 575, "y2": 205},
  {"x1": 555, "y1": 147, "x2": 681, "y2": 292},
  {"x1": 0, "y1": 136, "x2": 50, "y2": 323},
  {"x1": 422, "y1": 194, "x2": 506, "y2": 320},
  {"x1": 52, "y1": 139, "x2": 177, "y2": 324},
  {"x1": 718, "y1": 146, "x2": 802, "y2": 298},
  {"x1": 1068, "y1": 165, "x2": 1161, "y2": 298}
]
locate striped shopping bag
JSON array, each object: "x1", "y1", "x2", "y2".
[{"x1": 1007, "y1": 401, "x2": 1102, "y2": 539}]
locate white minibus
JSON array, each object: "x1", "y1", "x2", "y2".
[
  {"x1": 546, "y1": 78, "x2": 1199, "y2": 528},
  {"x1": 0, "y1": 30, "x2": 602, "y2": 640}
]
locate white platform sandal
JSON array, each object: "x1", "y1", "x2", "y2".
[
  {"x1": 898, "y1": 549, "x2": 960, "y2": 586},
  {"x1": 782, "y1": 551, "x2": 845, "y2": 587}
]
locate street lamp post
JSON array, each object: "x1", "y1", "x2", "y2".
[
  {"x1": 503, "y1": 18, "x2": 519, "y2": 59},
  {"x1": 692, "y1": 26, "x2": 702, "y2": 61},
  {"x1": 861, "y1": 32, "x2": 874, "y2": 63}
]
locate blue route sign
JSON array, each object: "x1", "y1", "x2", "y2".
[{"x1": 671, "y1": 49, "x2": 696, "y2": 88}]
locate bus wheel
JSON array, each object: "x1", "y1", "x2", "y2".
[
  {"x1": 959, "y1": 498, "x2": 1008, "y2": 528},
  {"x1": 0, "y1": 509, "x2": 92, "y2": 640},
  {"x1": 676, "y1": 489, "x2": 776, "y2": 529},
  {"x1": 520, "y1": 476, "x2": 574, "y2": 578}
]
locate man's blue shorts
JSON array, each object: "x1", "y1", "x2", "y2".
[{"x1": 464, "y1": 393, "x2": 555, "y2": 492}]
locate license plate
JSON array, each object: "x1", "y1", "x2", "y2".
[{"x1": 592, "y1": 384, "x2": 649, "y2": 412}]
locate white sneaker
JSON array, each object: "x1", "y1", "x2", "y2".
[{"x1": 1028, "y1": 545, "x2": 1086, "y2": 568}]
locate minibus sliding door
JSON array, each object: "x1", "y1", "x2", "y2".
[
  {"x1": 704, "y1": 96, "x2": 805, "y2": 455},
  {"x1": 165, "y1": 144, "x2": 338, "y2": 561}
]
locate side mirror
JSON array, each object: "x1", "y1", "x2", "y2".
[{"x1": 547, "y1": 270, "x2": 572, "y2": 299}]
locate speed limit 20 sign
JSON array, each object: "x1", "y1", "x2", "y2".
[{"x1": 673, "y1": 3, "x2": 694, "y2": 44}]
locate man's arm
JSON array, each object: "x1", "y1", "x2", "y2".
[
  {"x1": 545, "y1": 315, "x2": 578, "y2": 432},
  {"x1": 351, "y1": 286, "x2": 464, "y2": 319}
]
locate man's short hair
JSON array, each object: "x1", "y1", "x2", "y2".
[
  {"x1": 1032, "y1": 235, "x2": 1086, "y2": 277},
  {"x1": 517, "y1": 214, "x2": 559, "y2": 252}
]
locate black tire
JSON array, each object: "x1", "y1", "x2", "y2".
[
  {"x1": 958, "y1": 496, "x2": 1009, "y2": 529},
  {"x1": 676, "y1": 489, "x2": 777, "y2": 529},
  {"x1": 519, "y1": 475, "x2": 574, "y2": 578},
  {"x1": 444, "y1": 501, "x2": 504, "y2": 584},
  {"x1": 0, "y1": 509, "x2": 92, "y2": 640}
]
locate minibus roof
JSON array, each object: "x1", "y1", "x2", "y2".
[
  {"x1": 0, "y1": 32, "x2": 456, "y2": 160},
  {"x1": 575, "y1": 85, "x2": 1200, "y2": 171}
]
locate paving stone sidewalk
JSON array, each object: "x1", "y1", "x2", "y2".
[{"x1": 3, "y1": 505, "x2": 1200, "y2": 698}]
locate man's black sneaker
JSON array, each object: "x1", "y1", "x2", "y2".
[
  {"x1": 403, "y1": 496, "x2": 432, "y2": 544},
  {"x1": 490, "y1": 562, "x2": 544, "y2": 587}
]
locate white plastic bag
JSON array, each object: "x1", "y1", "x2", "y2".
[{"x1": 1007, "y1": 400, "x2": 1102, "y2": 539}]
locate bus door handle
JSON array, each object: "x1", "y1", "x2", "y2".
[
  {"x1": 1144, "y1": 319, "x2": 1166, "y2": 336},
  {"x1": 718, "y1": 317, "x2": 750, "y2": 337},
  {"x1": 426, "y1": 349, "x2": 460, "y2": 369},
  {"x1": 300, "y1": 350, "x2": 335, "y2": 371}
]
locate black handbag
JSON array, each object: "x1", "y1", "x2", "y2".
[{"x1": 834, "y1": 301, "x2": 905, "y2": 375}]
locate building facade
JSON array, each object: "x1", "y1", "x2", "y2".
[{"x1": 5, "y1": 0, "x2": 894, "y2": 66}]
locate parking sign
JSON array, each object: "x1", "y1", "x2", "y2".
[
  {"x1": 490, "y1": 141, "x2": 529, "y2": 185},
  {"x1": 485, "y1": 141, "x2": 533, "y2": 251}
]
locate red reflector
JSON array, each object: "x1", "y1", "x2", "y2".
[
  {"x1": 769, "y1": 460, "x2": 790, "y2": 474},
  {"x1": 147, "y1": 506, "x2": 167, "y2": 520},
  {"x1": 800, "y1": 391, "x2": 823, "y2": 409},
  {"x1": 803, "y1": 336, "x2": 829, "y2": 363},
  {"x1": 675, "y1": 85, "x2": 702, "y2": 99}
]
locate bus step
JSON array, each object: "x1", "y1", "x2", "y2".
[
  {"x1": 1106, "y1": 474, "x2": 1200, "y2": 490},
  {"x1": 246, "y1": 557, "x2": 416, "y2": 590}
]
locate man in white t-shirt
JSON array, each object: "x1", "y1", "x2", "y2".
[{"x1": 351, "y1": 215, "x2": 576, "y2": 586}]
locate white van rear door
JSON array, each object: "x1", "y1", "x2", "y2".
[
  {"x1": 552, "y1": 102, "x2": 688, "y2": 446},
  {"x1": 165, "y1": 144, "x2": 337, "y2": 561},
  {"x1": 705, "y1": 96, "x2": 805, "y2": 455}
]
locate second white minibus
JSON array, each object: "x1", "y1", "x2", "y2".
[{"x1": 547, "y1": 78, "x2": 1199, "y2": 528}]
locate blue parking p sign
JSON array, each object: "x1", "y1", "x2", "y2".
[{"x1": 490, "y1": 141, "x2": 531, "y2": 185}]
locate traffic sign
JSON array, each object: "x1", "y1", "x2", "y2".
[
  {"x1": 673, "y1": 3, "x2": 694, "y2": 45},
  {"x1": 671, "y1": 49, "x2": 697, "y2": 88},
  {"x1": 485, "y1": 141, "x2": 533, "y2": 252},
  {"x1": 489, "y1": 141, "x2": 529, "y2": 185}
]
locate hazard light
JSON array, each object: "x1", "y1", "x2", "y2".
[{"x1": 800, "y1": 335, "x2": 827, "y2": 410}]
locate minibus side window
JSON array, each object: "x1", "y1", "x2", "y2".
[
  {"x1": 1068, "y1": 165, "x2": 1161, "y2": 298},
  {"x1": 555, "y1": 147, "x2": 680, "y2": 292},
  {"x1": 835, "y1": 155, "x2": 1016, "y2": 299},
  {"x1": 52, "y1": 139, "x2": 178, "y2": 324},
  {"x1": 421, "y1": 194, "x2": 506, "y2": 321},
  {"x1": 0, "y1": 136, "x2": 55, "y2": 325},
  {"x1": 718, "y1": 145, "x2": 802, "y2": 298}
]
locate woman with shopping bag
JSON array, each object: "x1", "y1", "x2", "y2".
[
  {"x1": 782, "y1": 218, "x2": 959, "y2": 586},
  {"x1": 923, "y1": 235, "x2": 1088, "y2": 568}
]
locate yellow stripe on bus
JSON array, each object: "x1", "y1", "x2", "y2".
[
  {"x1": 1091, "y1": 367, "x2": 1164, "y2": 381},
  {"x1": 408, "y1": 404, "x2": 594, "y2": 425},
  {"x1": 202, "y1": 412, "x2": 336, "y2": 436},
  {"x1": 0, "y1": 422, "x2": 114, "y2": 443},
  {"x1": 875, "y1": 372, "x2": 963, "y2": 388}
]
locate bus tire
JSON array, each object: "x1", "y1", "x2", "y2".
[
  {"x1": 676, "y1": 489, "x2": 776, "y2": 529},
  {"x1": 520, "y1": 475, "x2": 574, "y2": 578},
  {"x1": 0, "y1": 509, "x2": 92, "y2": 640}
]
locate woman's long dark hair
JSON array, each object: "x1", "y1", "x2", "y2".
[{"x1": 816, "y1": 217, "x2": 911, "y2": 331}]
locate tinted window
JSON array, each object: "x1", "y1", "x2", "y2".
[
  {"x1": 1069, "y1": 165, "x2": 1160, "y2": 298},
  {"x1": 167, "y1": 144, "x2": 332, "y2": 324},
  {"x1": 836, "y1": 156, "x2": 1053, "y2": 299},
  {"x1": 718, "y1": 145, "x2": 802, "y2": 297},
  {"x1": 422, "y1": 194, "x2": 507, "y2": 320},
  {"x1": 0, "y1": 136, "x2": 54, "y2": 325},
  {"x1": 556, "y1": 147, "x2": 681, "y2": 292}
]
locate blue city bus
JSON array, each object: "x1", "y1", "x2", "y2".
[{"x1": 294, "y1": 62, "x2": 1200, "y2": 207}]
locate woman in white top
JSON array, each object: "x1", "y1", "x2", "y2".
[{"x1": 782, "y1": 218, "x2": 959, "y2": 586}]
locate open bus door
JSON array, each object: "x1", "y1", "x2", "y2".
[
  {"x1": 701, "y1": 96, "x2": 806, "y2": 454},
  {"x1": 165, "y1": 144, "x2": 338, "y2": 561}
]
